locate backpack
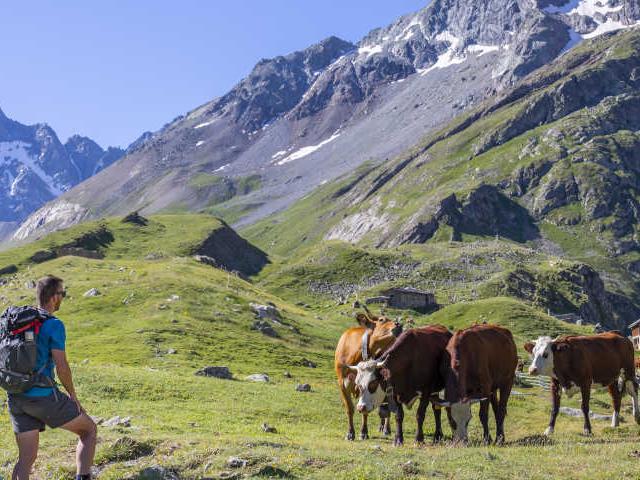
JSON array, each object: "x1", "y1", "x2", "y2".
[{"x1": 0, "y1": 306, "x2": 54, "y2": 394}]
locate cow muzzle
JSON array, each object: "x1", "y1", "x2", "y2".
[{"x1": 529, "y1": 367, "x2": 538, "y2": 375}]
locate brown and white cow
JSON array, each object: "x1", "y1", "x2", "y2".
[
  {"x1": 335, "y1": 311, "x2": 402, "y2": 440},
  {"x1": 438, "y1": 324, "x2": 518, "y2": 444},
  {"x1": 348, "y1": 325, "x2": 453, "y2": 446},
  {"x1": 524, "y1": 332, "x2": 640, "y2": 435}
]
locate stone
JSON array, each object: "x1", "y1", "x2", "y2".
[
  {"x1": 103, "y1": 416, "x2": 131, "y2": 427},
  {"x1": 24, "y1": 280, "x2": 36, "y2": 289},
  {"x1": 83, "y1": 288, "x2": 100, "y2": 297},
  {"x1": 283, "y1": 371, "x2": 292, "y2": 378},
  {"x1": 261, "y1": 422, "x2": 277, "y2": 433},
  {"x1": 134, "y1": 466, "x2": 180, "y2": 480},
  {"x1": 296, "y1": 383, "x2": 311, "y2": 392},
  {"x1": 167, "y1": 349, "x2": 177, "y2": 355},
  {"x1": 559, "y1": 407, "x2": 612, "y2": 421},
  {"x1": 246, "y1": 373, "x2": 269, "y2": 383},
  {"x1": 250, "y1": 303, "x2": 281, "y2": 322},
  {"x1": 196, "y1": 366, "x2": 233, "y2": 380},
  {"x1": 167, "y1": 294, "x2": 180, "y2": 302},
  {"x1": 251, "y1": 320, "x2": 279, "y2": 338},
  {"x1": 227, "y1": 457, "x2": 248, "y2": 468},
  {"x1": 300, "y1": 358, "x2": 317, "y2": 368}
]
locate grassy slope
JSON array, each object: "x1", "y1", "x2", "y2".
[{"x1": 0, "y1": 216, "x2": 638, "y2": 479}]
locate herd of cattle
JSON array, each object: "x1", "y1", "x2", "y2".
[{"x1": 334, "y1": 308, "x2": 640, "y2": 445}]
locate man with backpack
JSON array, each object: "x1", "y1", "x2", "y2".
[{"x1": 1, "y1": 275, "x2": 97, "y2": 480}]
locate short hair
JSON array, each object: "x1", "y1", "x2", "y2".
[{"x1": 36, "y1": 275, "x2": 64, "y2": 307}]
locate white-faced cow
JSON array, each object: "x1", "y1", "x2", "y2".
[
  {"x1": 438, "y1": 324, "x2": 518, "y2": 444},
  {"x1": 348, "y1": 325, "x2": 453, "y2": 446},
  {"x1": 524, "y1": 332, "x2": 640, "y2": 435},
  {"x1": 335, "y1": 311, "x2": 402, "y2": 440}
]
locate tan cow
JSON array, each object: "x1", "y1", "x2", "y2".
[{"x1": 335, "y1": 310, "x2": 402, "y2": 440}]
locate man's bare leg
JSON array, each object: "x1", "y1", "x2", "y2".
[
  {"x1": 12, "y1": 430, "x2": 39, "y2": 480},
  {"x1": 60, "y1": 413, "x2": 97, "y2": 477}
]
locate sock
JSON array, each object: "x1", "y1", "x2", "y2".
[{"x1": 76, "y1": 475, "x2": 91, "y2": 480}]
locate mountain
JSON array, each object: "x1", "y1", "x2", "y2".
[
  {"x1": 10, "y1": 0, "x2": 640, "y2": 245},
  {"x1": 0, "y1": 108, "x2": 125, "y2": 239},
  {"x1": 243, "y1": 26, "x2": 640, "y2": 330}
]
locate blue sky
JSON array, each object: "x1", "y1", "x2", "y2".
[{"x1": 0, "y1": 1, "x2": 428, "y2": 148}]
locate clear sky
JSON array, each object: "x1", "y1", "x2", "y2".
[{"x1": 0, "y1": 1, "x2": 428, "y2": 148}]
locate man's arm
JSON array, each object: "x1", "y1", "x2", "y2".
[{"x1": 52, "y1": 349, "x2": 82, "y2": 410}]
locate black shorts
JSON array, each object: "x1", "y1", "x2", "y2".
[{"x1": 7, "y1": 391, "x2": 81, "y2": 433}]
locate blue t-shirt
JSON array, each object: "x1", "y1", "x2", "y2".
[{"x1": 22, "y1": 316, "x2": 66, "y2": 397}]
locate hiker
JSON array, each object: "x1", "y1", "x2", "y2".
[{"x1": 5, "y1": 275, "x2": 97, "y2": 480}]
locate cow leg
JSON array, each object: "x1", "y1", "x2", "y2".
[
  {"x1": 495, "y1": 384, "x2": 512, "y2": 445},
  {"x1": 360, "y1": 412, "x2": 369, "y2": 440},
  {"x1": 415, "y1": 397, "x2": 428, "y2": 444},
  {"x1": 479, "y1": 398, "x2": 491, "y2": 445},
  {"x1": 338, "y1": 380, "x2": 356, "y2": 441},
  {"x1": 580, "y1": 383, "x2": 592, "y2": 435},
  {"x1": 625, "y1": 376, "x2": 640, "y2": 425},
  {"x1": 394, "y1": 404, "x2": 404, "y2": 447},
  {"x1": 546, "y1": 378, "x2": 562, "y2": 436},
  {"x1": 446, "y1": 407, "x2": 457, "y2": 433},
  {"x1": 608, "y1": 383, "x2": 622, "y2": 428},
  {"x1": 432, "y1": 402, "x2": 444, "y2": 443},
  {"x1": 490, "y1": 391, "x2": 500, "y2": 443},
  {"x1": 383, "y1": 417, "x2": 391, "y2": 436}
]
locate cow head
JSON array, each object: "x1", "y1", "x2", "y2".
[
  {"x1": 347, "y1": 360, "x2": 389, "y2": 414},
  {"x1": 525, "y1": 336, "x2": 567, "y2": 376},
  {"x1": 355, "y1": 313, "x2": 403, "y2": 356}
]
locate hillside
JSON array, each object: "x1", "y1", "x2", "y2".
[
  {"x1": 5, "y1": 217, "x2": 639, "y2": 480},
  {"x1": 244, "y1": 27, "x2": 640, "y2": 331}
]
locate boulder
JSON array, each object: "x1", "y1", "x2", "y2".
[
  {"x1": 559, "y1": 407, "x2": 612, "y2": 421},
  {"x1": 261, "y1": 422, "x2": 277, "y2": 433},
  {"x1": 84, "y1": 288, "x2": 100, "y2": 297},
  {"x1": 296, "y1": 383, "x2": 311, "y2": 392},
  {"x1": 250, "y1": 303, "x2": 281, "y2": 322},
  {"x1": 227, "y1": 457, "x2": 248, "y2": 468},
  {"x1": 300, "y1": 358, "x2": 317, "y2": 368},
  {"x1": 246, "y1": 373, "x2": 270, "y2": 383},
  {"x1": 251, "y1": 320, "x2": 279, "y2": 338},
  {"x1": 196, "y1": 366, "x2": 233, "y2": 380},
  {"x1": 133, "y1": 466, "x2": 180, "y2": 480}
]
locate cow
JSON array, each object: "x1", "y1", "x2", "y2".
[
  {"x1": 335, "y1": 310, "x2": 402, "y2": 440},
  {"x1": 524, "y1": 332, "x2": 640, "y2": 435},
  {"x1": 437, "y1": 324, "x2": 518, "y2": 444},
  {"x1": 348, "y1": 325, "x2": 453, "y2": 446}
]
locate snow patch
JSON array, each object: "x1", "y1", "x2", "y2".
[
  {"x1": 583, "y1": 18, "x2": 633, "y2": 38},
  {"x1": 271, "y1": 150, "x2": 288, "y2": 159},
  {"x1": 358, "y1": 44, "x2": 384, "y2": 57},
  {"x1": 468, "y1": 44, "x2": 500, "y2": 56},
  {"x1": 194, "y1": 121, "x2": 213, "y2": 129},
  {"x1": 275, "y1": 132, "x2": 341, "y2": 166},
  {"x1": 214, "y1": 163, "x2": 230, "y2": 173},
  {"x1": 195, "y1": 140, "x2": 205, "y2": 147}
]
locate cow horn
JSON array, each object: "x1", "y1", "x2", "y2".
[{"x1": 376, "y1": 359, "x2": 387, "y2": 369}]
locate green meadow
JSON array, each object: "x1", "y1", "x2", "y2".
[{"x1": 0, "y1": 215, "x2": 638, "y2": 479}]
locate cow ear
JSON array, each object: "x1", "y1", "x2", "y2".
[
  {"x1": 356, "y1": 313, "x2": 375, "y2": 329},
  {"x1": 523, "y1": 342, "x2": 534, "y2": 354},
  {"x1": 379, "y1": 367, "x2": 391, "y2": 381},
  {"x1": 552, "y1": 342, "x2": 569, "y2": 352}
]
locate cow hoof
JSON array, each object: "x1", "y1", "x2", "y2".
[
  {"x1": 582, "y1": 429, "x2": 593, "y2": 437},
  {"x1": 383, "y1": 427, "x2": 391, "y2": 436},
  {"x1": 495, "y1": 435, "x2": 505, "y2": 446},
  {"x1": 543, "y1": 427, "x2": 554, "y2": 437},
  {"x1": 346, "y1": 432, "x2": 355, "y2": 441},
  {"x1": 394, "y1": 438, "x2": 404, "y2": 447},
  {"x1": 483, "y1": 436, "x2": 492, "y2": 446},
  {"x1": 360, "y1": 433, "x2": 369, "y2": 440}
]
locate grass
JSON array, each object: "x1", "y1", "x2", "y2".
[{"x1": 0, "y1": 217, "x2": 639, "y2": 479}]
